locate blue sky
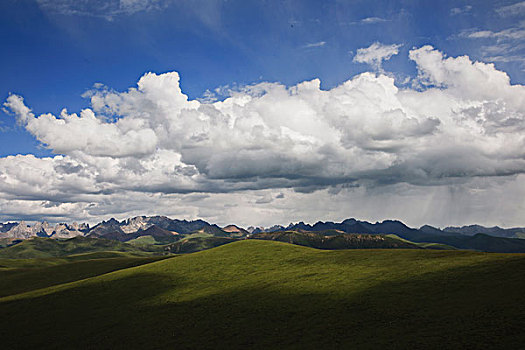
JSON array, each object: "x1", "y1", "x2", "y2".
[
  {"x1": 2, "y1": 0, "x2": 523, "y2": 157},
  {"x1": 1, "y1": 0, "x2": 524, "y2": 226}
]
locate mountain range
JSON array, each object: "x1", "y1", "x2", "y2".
[
  {"x1": 0, "y1": 221, "x2": 89, "y2": 240},
  {"x1": 1, "y1": 216, "x2": 525, "y2": 253},
  {"x1": 251, "y1": 219, "x2": 525, "y2": 239}
]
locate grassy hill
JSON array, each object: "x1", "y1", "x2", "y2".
[
  {"x1": 165, "y1": 236, "x2": 238, "y2": 254},
  {"x1": 251, "y1": 230, "x2": 421, "y2": 249},
  {"x1": 1, "y1": 240, "x2": 524, "y2": 349},
  {"x1": 398, "y1": 230, "x2": 525, "y2": 252},
  {"x1": 0, "y1": 238, "x2": 20, "y2": 248},
  {"x1": 385, "y1": 234, "x2": 458, "y2": 250},
  {"x1": 126, "y1": 235, "x2": 159, "y2": 246},
  {"x1": 0, "y1": 236, "x2": 162, "y2": 258},
  {"x1": 0, "y1": 253, "x2": 166, "y2": 297}
]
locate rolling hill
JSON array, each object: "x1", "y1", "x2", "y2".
[
  {"x1": 1, "y1": 240, "x2": 524, "y2": 349},
  {"x1": 165, "y1": 236, "x2": 239, "y2": 254},
  {"x1": 275, "y1": 219, "x2": 525, "y2": 252},
  {"x1": 397, "y1": 231, "x2": 525, "y2": 253},
  {"x1": 0, "y1": 253, "x2": 166, "y2": 297},
  {"x1": 0, "y1": 236, "x2": 162, "y2": 259},
  {"x1": 250, "y1": 230, "x2": 421, "y2": 249}
]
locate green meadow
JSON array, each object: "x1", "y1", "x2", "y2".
[
  {"x1": 0, "y1": 236, "x2": 160, "y2": 259},
  {"x1": 1, "y1": 240, "x2": 524, "y2": 349},
  {"x1": 0, "y1": 253, "x2": 166, "y2": 298}
]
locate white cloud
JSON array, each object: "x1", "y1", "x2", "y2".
[
  {"x1": 409, "y1": 45, "x2": 525, "y2": 109},
  {"x1": 6, "y1": 96, "x2": 158, "y2": 158},
  {"x1": 480, "y1": 43, "x2": 525, "y2": 56},
  {"x1": 497, "y1": 1, "x2": 525, "y2": 17},
  {"x1": 353, "y1": 42, "x2": 402, "y2": 71},
  {"x1": 3, "y1": 46, "x2": 525, "y2": 226},
  {"x1": 360, "y1": 17, "x2": 388, "y2": 24},
  {"x1": 346, "y1": 17, "x2": 389, "y2": 25},
  {"x1": 36, "y1": 0, "x2": 168, "y2": 19},
  {"x1": 303, "y1": 41, "x2": 326, "y2": 48},
  {"x1": 484, "y1": 55, "x2": 525, "y2": 64},
  {"x1": 458, "y1": 23, "x2": 525, "y2": 65},
  {"x1": 462, "y1": 28, "x2": 525, "y2": 40},
  {"x1": 450, "y1": 5, "x2": 472, "y2": 16}
]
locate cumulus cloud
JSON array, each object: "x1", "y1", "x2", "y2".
[
  {"x1": 6, "y1": 95, "x2": 158, "y2": 158},
  {"x1": 2, "y1": 46, "x2": 525, "y2": 225},
  {"x1": 409, "y1": 46, "x2": 525, "y2": 104},
  {"x1": 353, "y1": 42, "x2": 402, "y2": 71}
]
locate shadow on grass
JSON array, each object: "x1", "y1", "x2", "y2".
[
  {"x1": 0, "y1": 256, "x2": 167, "y2": 298},
  {"x1": 1, "y1": 256, "x2": 524, "y2": 349}
]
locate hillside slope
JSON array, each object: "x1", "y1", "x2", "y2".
[
  {"x1": 0, "y1": 237, "x2": 160, "y2": 258},
  {"x1": 400, "y1": 231, "x2": 525, "y2": 253},
  {"x1": 0, "y1": 254, "x2": 165, "y2": 297},
  {"x1": 165, "y1": 236, "x2": 238, "y2": 254},
  {"x1": 1, "y1": 240, "x2": 524, "y2": 349},
  {"x1": 250, "y1": 230, "x2": 421, "y2": 249}
]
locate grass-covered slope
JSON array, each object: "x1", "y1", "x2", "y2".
[
  {"x1": 251, "y1": 230, "x2": 421, "y2": 249},
  {"x1": 1, "y1": 240, "x2": 524, "y2": 349},
  {"x1": 0, "y1": 236, "x2": 161, "y2": 258},
  {"x1": 164, "y1": 236, "x2": 238, "y2": 254},
  {"x1": 0, "y1": 254, "x2": 166, "y2": 297},
  {"x1": 385, "y1": 234, "x2": 458, "y2": 250},
  {"x1": 399, "y1": 231, "x2": 525, "y2": 252}
]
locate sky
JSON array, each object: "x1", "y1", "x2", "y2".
[{"x1": 1, "y1": 0, "x2": 525, "y2": 228}]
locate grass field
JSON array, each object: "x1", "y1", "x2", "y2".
[
  {"x1": 0, "y1": 253, "x2": 167, "y2": 297},
  {"x1": 0, "y1": 236, "x2": 161, "y2": 258},
  {"x1": 1, "y1": 240, "x2": 524, "y2": 349},
  {"x1": 385, "y1": 234, "x2": 458, "y2": 250},
  {"x1": 126, "y1": 235, "x2": 159, "y2": 246},
  {"x1": 166, "y1": 236, "x2": 238, "y2": 253}
]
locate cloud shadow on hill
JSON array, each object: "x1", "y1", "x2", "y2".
[{"x1": 1, "y1": 254, "x2": 524, "y2": 349}]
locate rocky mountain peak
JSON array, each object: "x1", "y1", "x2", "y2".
[{"x1": 121, "y1": 216, "x2": 152, "y2": 233}]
